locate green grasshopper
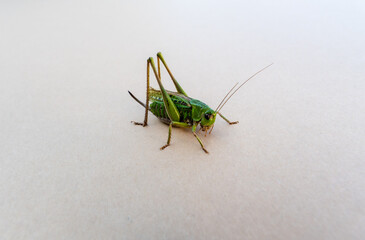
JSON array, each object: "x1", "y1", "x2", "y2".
[{"x1": 128, "y1": 52, "x2": 272, "y2": 153}]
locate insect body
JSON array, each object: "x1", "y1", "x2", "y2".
[
  {"x1": 149, "y1": 88, "x2": 216, "y2": 127},
  {"x1": 128, "y1": 52, "x2": 272, "y2": 153}
]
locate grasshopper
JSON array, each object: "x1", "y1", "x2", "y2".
[{"x1": 128, "y1": 52, "x2": 272, "y2": 153}]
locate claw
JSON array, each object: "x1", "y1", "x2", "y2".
[
  {"x1": 132, "y1": 121, "x2": 147, "y2": 127},
  {"x1": 160, "y1": 144, "x2": 170, "y2": 150},
  {"x1": 202, "y1": 148, "x2": 209, "y2": 154}
]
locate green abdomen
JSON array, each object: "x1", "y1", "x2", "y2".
[{"x1": 150, "y1": 101, "x2": 192, "y2": 124}]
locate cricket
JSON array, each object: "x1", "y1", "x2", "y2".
[{"x1": 128, "y1": 52, "x2": 272, "y2": 154}]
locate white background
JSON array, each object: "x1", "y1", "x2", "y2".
[{"x1": 1, "y1": 1, "x2": 364, "y2": 239}]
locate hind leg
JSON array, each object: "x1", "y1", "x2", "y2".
[
  {"x1": 157, "y1": 52, "x2": 187, "y2": 96},
  {"x1": 132, "y1": 59, "x2": 151, "y2": 127}
]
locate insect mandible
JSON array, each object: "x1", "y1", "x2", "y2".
[{"x1": 128, "y1": 52, "x2": 272, "y2": 154}]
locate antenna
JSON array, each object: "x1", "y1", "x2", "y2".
[
  {"x1": 217, "y1": 63, "x2": 273, "y2": 113},
  {"x1": 214, "y1": 82, "x2": 239, "y2": 112}
]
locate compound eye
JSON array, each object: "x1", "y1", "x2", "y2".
[{"x1": 204, "y1": 113, "x2": 211, "y2": 120}]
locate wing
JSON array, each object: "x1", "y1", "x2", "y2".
[{"x1": 149, "y1": 87, "x2": 192, "y2": 107}]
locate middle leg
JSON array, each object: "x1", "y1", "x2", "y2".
[
  {"x1": 160, "y1": 121, "x2": 191, "y2": 150},
  {"x1": 160, "y1": 122, "x2": 172, "y2": 150}
]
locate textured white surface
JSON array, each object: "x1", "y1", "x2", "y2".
[{"x1": 1, "y1": 1, "x2": 364, "y2": 239}]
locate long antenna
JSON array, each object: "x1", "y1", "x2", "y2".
[
  {"x1": 217, "y1": 63, "x2": 273, "y2": 113},
  {"x1": 215, "y1": 82, "x2": 239, "y2": 112}
]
